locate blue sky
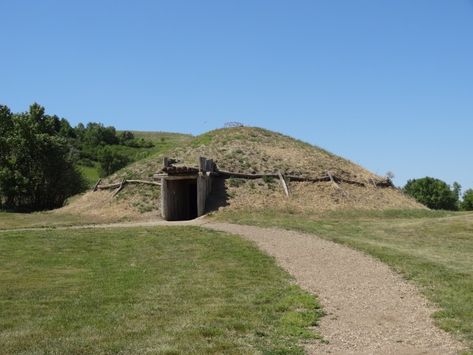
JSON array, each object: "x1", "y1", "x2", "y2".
[{"x1": 1, "y1": 0, "x2": 472, "y2": 190}]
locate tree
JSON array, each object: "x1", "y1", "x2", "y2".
[
  {"x1": 119, "y1": 130, "x2": 134, "y2": 143},
  {"x1": 82, "y1": 122, "x2": 119, "y2": 146},
  {"x1": 403, "y1": 177, "x2": 460, "y2": 210},
  {"x1": 461, "y1": 189, "x2": 473, "y2": 211},
  {"x1": 0, "y1": 105, "x2": 16, "y2": 207},
  {"x1": 97, "y1": 146, "x2": 130, "y2": 177},
  {"x1": 0, "y1": 104, "x2": 86, "y2": 211}
]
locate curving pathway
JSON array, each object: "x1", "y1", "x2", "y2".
[{"x1": 204, "y1": 222, "x2": 464, "y2": 355}]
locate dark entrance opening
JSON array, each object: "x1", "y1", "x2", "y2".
[{"x1": 164, "y1": 178, "x2": 197, "y2": 221}]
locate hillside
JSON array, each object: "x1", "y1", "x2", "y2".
[
  {"x1": 78, "y1": 131, "x2": 193, "y2": 186},
  {"x1": 61, "y1": 127, "x2": 423, "y2": 220}
]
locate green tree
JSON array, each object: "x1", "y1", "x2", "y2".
[
  {"x1": 97, "y1": 146, "x2": 130, "y2": 177},
  {"x1": 82, "y1": 123, "x2": 119, "y2": 146},
  {"x1": 0, "y1": 105, "x2": 16, "y2": 207},
  {"x1": 403, "y1": 177, "x2": 460, "y2": 210},
  {"x1": 119, "y1": 130, "x2": 134, "y2": 143},
  {"x1": 461, "y1": 189, "x2": 473, "y2": 211},
  {"x1": 0, "y1": 103, "x2": 86, "y2": 211}
]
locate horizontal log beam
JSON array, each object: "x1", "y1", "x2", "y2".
[
  {"x1": 213, "y1": 170, "x2": 392, "y2": 188},
  {"x1": 95, "y1": 179, "x2": 161, "y2": 191}
]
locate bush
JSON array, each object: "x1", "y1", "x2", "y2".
[
  {"x1": 121, "y1": 138, "x2": 154, "y2": 148},
  {"x1": 461, "y1": 189, "x2": 473, "y2": 211},
  {"x1": 119, "y1": 130, "x2": 135, "y2": 143},
  {"x1": 263, "y1": 175, "x2": 275, "y2": 184},
  {"x1": 403, "y1": 177, "x2": 460, "y2": 210}
]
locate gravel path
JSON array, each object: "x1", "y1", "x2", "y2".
[
  {"x1": 204, "y1": 222, "x2": 465, "y2": 355},
  {"x1": 1, "y1": 219, "x2": 465, "y2": 354}
]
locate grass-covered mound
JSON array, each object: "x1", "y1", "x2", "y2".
[
  {"x1": 123, "y1": 127, "x2": 419, "y2": 211},
  {"x1": 65, "y1": 126, "x2": 422, "y2": 220},
  {"x1": 113, "y1": 126, "x2": 383, "y2": 180}
]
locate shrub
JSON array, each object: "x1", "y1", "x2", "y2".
[
  {"x1": 119, "y1": 130, "x2": 135, "y2": 143},
  {"x1": 263, "y1": 175, "x2": 275, "y2": 184},
  {"x1": 97, "y1": 146, "x2": 130, "y2": 177},
  {"x1": 121, "y1": 138, "x2": 154, "y2": 148}
]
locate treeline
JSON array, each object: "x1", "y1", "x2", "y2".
[
  {"x1": 0, "y1": 103, "x2": 154, "y2": 211},
  {"x1": 403, "y1": 177, "x2": 473, "y2": 211},
  {"x1": 73, "y1": 122, "x2": 153, "y2": 176}
]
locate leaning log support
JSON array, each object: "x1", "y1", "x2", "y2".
[
  {"x1": 278, "y1": 171, "x2": 290, "y2": 197},
  {"x1": 112, "y1": 179, "x2": 126, "y2": 198},
  {"x1": 93, "y1": 178, "x2": 102, "y2": 192},
  {"x1": 327, "y1": 171, "x2": 340, "y2": 189}
]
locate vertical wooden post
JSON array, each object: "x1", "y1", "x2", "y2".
[
  {"x1": 163, "y1": 157, "x2": 170, "y2": 168},
  {"x1": 161, "y1": 178, "x2": 168, "y2": 220},
  {"x1": 278, "y1": 171, "x2": 290, "y2": 197},
  {"x1": 199, "y1": 157, "x2": 207, "y2": 172},
  {"x1": 197, "y1": 175, "x2": 206, "y2": 217}
]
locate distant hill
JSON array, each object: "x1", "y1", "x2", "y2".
[{"x1": 130, "y1": 131, "x2": 193, "y2": 144}]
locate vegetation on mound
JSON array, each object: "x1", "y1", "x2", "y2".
[
  {"x1": 111, "y1": 126, "x2": 381, "y2": 182},
  {"x1": 215, "y1": 209, "x2": 473, "y2": 350},
  {"x1": 0, "y1": 226, "x2": 322, "y2": 354},
  {"x1": 94, "y1": 126, "x2": 422, "y2": 216}
]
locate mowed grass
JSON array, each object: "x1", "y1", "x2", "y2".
[
  {"x1": 0, "y1": 226, "x2": 321, "y2": 354},
  {"x1": 215, "y1": 209, "x2": 473, "y2": 349},
  {"x1": 0, "y1": 210, "x2": 109, "y2": 230}
]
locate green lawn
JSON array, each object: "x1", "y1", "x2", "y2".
[
  {"x1": 78, "y1": 163, "x2": 101, "y2": 187},
  {"x1": 0, "y1": 226, "x2": 321, "y2": 354},
  {"x1": 0, "y1": 210, "x2": 113, "y2": 230},
  {"x1": 214, "y1": 209, "x2": 473, "y2": 350}
]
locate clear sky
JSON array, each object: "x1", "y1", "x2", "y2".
[{"x1": 1, "y1": 0, "x2": 472, "y2": 190}]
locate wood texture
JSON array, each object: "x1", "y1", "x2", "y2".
[
  {"x1": 95, "y1": 179, "x2": 161, "y2": 191},
  {"x1": 215, "y1": 169, "x2": 392, "y2": 188},
  {"x1": 93, "y1": 178, "x2": 102, "y2": 192},
  {"x1": 278, "y1": 172, "x2": 290, "y2": 197}
]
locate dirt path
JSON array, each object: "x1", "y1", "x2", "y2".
[
  {"x1": 1, "y1": 220, "x2": 464, "y2": 354},
  {"x1": 205, "y1": 222, "x2": 464, "y2": 355}
]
